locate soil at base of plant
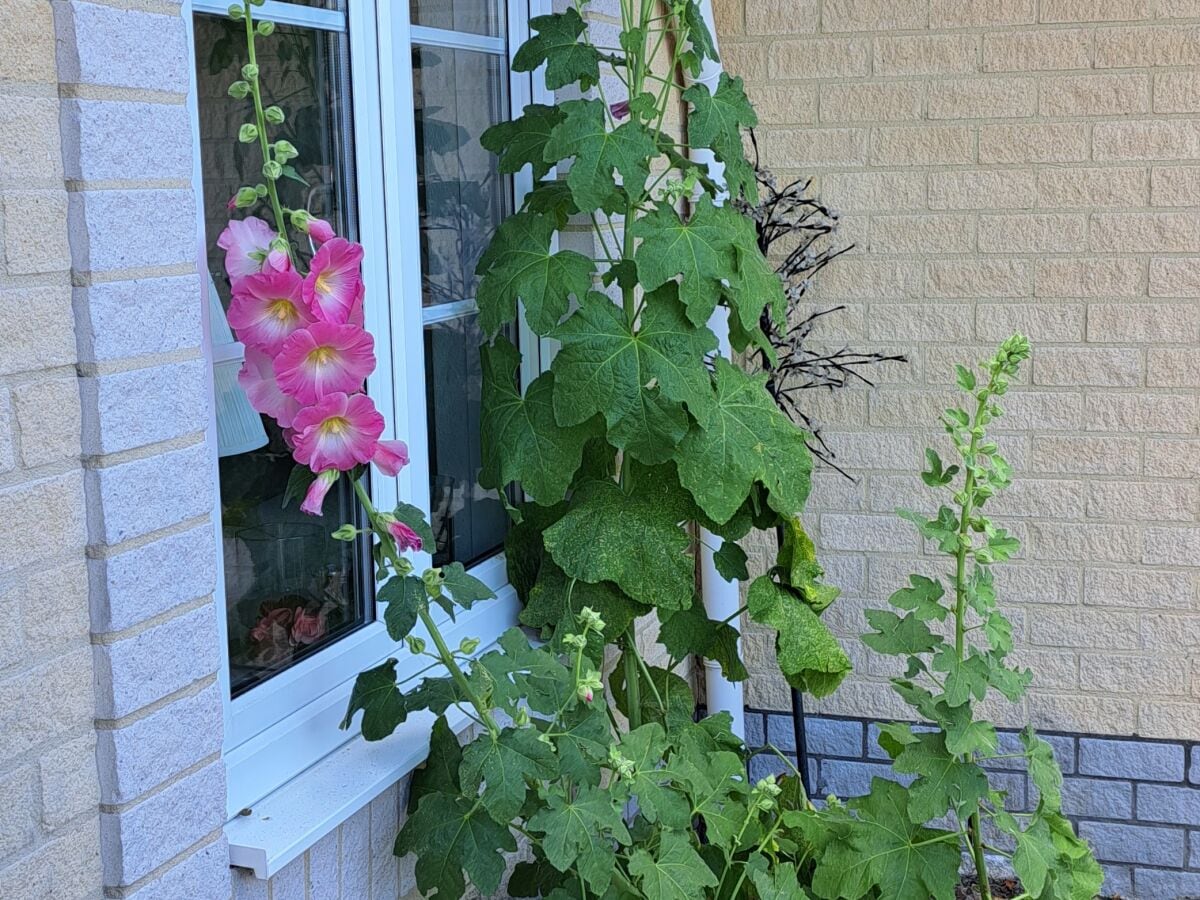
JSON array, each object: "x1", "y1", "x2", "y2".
[{"x1": 955, "y1": 876, "x2": 1121, "y2": 899}]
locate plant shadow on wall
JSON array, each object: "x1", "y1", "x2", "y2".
[{"x1": 211, "y1": 2, "x2": 1099, "y2": 898}]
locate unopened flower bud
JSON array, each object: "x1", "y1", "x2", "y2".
[
  {"x1": 607, "y1": 746, "x2": 636, "y2": 780},
  {"x1": 264, "y1": 105, "x2": 285, "y2": 125},
  {"x1": 263, "y1": 160, "x2": 283, "y2": 180},
  {"x1": 514, "y1": 707, "x2": 530, "y2": 728},
  {"x1": 254, "y1": 183, "x2": 269, "y2": 198},
  {"x1": 257, "y1": 20, "x2": 276, "y2": 36},
  {"x1": 241, "y1": 63, "x2": 260, "y2": 80},
  {"x1": 228, "y1": 5, "x2": 244, "y2": 20},
  {"x1": 234, "y1": 187, "x2": 258, "y2": 208},
  {"x1": 562, "y1": 633, "x2": 586, "y2": 649},
  {"x1": 405, "y1": 635, "x2": 426, "y2": 655},
  {"x1": 422, "y1": 568, "x2": 445, "y2": 595},
  {"x1": 249, "y1": 0, "x2": 266, "y2": 6},
  {"x1": 576, "y1": 669, "x2": 603, "y2": 704},
  {"x1": 274, "y1": 140, "x2": 298, "y2": 162},
  {"x1": 228, "y1": 80, "x2": 250, "y2": 100},
  {"x1": 577, "y1": 606, "x2": 605, "y2": 633},
  {"x1": 459, "y1": 637, "x2": 480, "y2": 656},
  {"x1": 290, "y1": 209, "x2": 313, "y2": 231},
  {"x1": 238, "y1": 123, "x2": 259, "y2": 143},
  {"x1": 331, "y1": 524, "x2": 357, "y2": 541},
  {"x1": 269, "y1": 236, "x2": 289, "y2": 254}
]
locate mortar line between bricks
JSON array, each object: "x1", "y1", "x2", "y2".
[
  {"x1": 76, "y1": 348, "x2": 204, "y2": 378},
  {"x1": 66, "y1": 178, "x2": 193, "y2": 193},
  {"x1": 90, "y1": 594, "x2": 214, "y2": 645},
  {"x1": 81, "y1": 431, "x2": 206, "y2": 470},
  {"x1": 94, "y1": 674, "x2": 217, "y2": 731},
  {"x1": 86, "y1": 513, "x2": 211, "y2": 559},
  {"x1": 0, "y1": 457, "x2": 84, "y2": 493},
  {"x1": 101, "y1": 827, "x2": 226, "y2": 898},
  {"x1": 71, "y1": 262, "x2": 197, "y2": 287},
  {"x1": 99, "y1": 753, "x2": 221, "y2": 815}
]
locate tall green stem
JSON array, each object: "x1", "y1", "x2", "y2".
[{"x1": 350, "y1": 479, "x2": 499, "y2": 739}]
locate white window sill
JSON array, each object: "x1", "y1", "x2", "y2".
[{"x1": 226, "y1": 700, "x2": 477, "y2": 879}]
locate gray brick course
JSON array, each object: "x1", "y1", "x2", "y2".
[
  {"x1": 80, "y1": 359, "x2": 208, "y2": 455},
  {"x1": 68, "y1": 189, "x2": 197, "y2": 273},
  {"x1": 62, "y1": 99, "x2": 192, "y2": 183},
  {"x1": 1079, "y1": 737, "x2": 1185, "y2": 782},
  {"x1": 1137, "y1": 784, "x2": 1200, "y2": 827},
  {"x1": 1134, "y1": 868, "x2": 1200, "y2": 898},
  {"x1": 75, "y1": 275, "x2": 203, "y2": 363},
  {"x1": 803, "y1": 716, "x2": 864, "y2": 758},
  {"x1": 1061, "y1": 777, "x2": 1133, "y2": 819},
  {"x1": 1078, "y1": 821, "x2": 1185, "y2": 867}
]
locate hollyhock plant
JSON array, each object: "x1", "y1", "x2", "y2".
[
  {"x1": 300, "y1": 468, "x2": 340, "y2": 517},
  {"x1": 238, "y1": 346, "x2": 301, "y2": 428},
  {"x1": 227, "y1": 269, "x2": 312, "y2": 354},
  {"x1": 217, "y1": 216, "x2": 279, "y2": 279},
  {"x1": 386, "y1": 520, "x2": 422, "y2": 553},
  {"x1": 274, "y1": 320, "x2": 376, "y2": 404},
  {"x1": 303, "y1": 238, "x2": 365, "y2": 324},
  {"x1": 291, "y1": 392, "x2": 385, "y2": 473},
  {"x1": 372, "y1": 439, "x2": 409, "y2": 477}
]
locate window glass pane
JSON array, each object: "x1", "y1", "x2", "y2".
[
  {"x1": 410, "y1": 0, "x2": 504, "y2": 37},
  {"x1": 195, "y1": 13, "x2": 370, "y2": 697},
  {"x1": 412, "y1": 44, "x2": 511, "y2": 308},
  {"x1": 291, "y1": 0, "x2": 346, "y2": 8}
]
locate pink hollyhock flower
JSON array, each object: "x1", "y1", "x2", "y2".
[
  {"x1": 265, "y1": 247, "x2": 293, "y2": 273},
  {"x1": 227, "y1": 269, "x2": 313, "y2": 355},
  {"x1": 274, "y1": 321, "x2": 375, "y2": 404},
  {"x1": 250, "y1": 607, "x2": 293, "y2": 643},
  {"x1": 291, "y1": 392, "x2": 385, "y2": 473},
  {"x1": 373, "y1": 440, "x2": 410, "y2": 476},
  {"x1": 300, "y1": 468, "x2": 341, "y2": 516},
  {"x1": 238, "y1": 346, "x2": 301, "y2": 428},
  {"x1": 303, "y1": 238, "x2": 365, "y2": 324},
  {"x1": 387, "y1": 520, "x2": 422, "y2": 552},
  {"x1": 610, "y1": 99, "x2": 631, "y2": 120},
  {"x1": 305, "y1": 217, "x2": 337, "y2": 244},
  {"x1": 291, "y1": 606, "x2": 327, "y2": 645},
  {"x1": 218, "y1": 216, "x2": 278, "y2": 280}
]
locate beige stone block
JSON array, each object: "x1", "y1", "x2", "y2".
[
  {"x1": 1087, "y1": 479, "x2": 1198, "y2": 522},
  {"x1": 1085, "y1": 567, "x2": 1198, "y2": 611},
  {"x1": 746, "y1": 0, "x2": 818, "y2": 35},
  {"x1": 819, "y1": 171, "x2": 925, "y2": 212},
  {"x1": 819, "y1": 81, "x2": 923, "y2": 123},
  {"x1": 871, "y1": 126, "x2": 974, "y2": 167},
  {"x1": 928, "y1": 170, "x2": 1036, "y2": 211},
  {"x1": 1041, "y1": 0, "x2": 1153, "y2": 21},
  {"x1": 993, "y1": 563, "x2": 1083, "y2": 606},
  {"x1": 1089, "y1": 303, "x2": 1200, "y2": 343},
  {"x1": 865, "y1": 391, "x2": 955, "y2": 430},
  {"x1": 813, "y1": 258, "x2": 922, "y2": 299},
  {"x1": 1150, "y1": 257, "x2": 1200, "y2": 296},
  {"x1": 1014, "y1": 649, "x2": 1079, "y2": 692},
  {"x1": 931, "y1": 0, "x2": 1034, "y2": 27},
  {"x1": 0, "y1": 474, "x2": 86, "y2": 574},
  {"x1": 1095, "y1": 25, "x2": 1200, "y2": 68},
  {"x1": 9, "y1": 561, "x2": 89, "y2": 661},
  {"x1": 865, "y1": 302, "x2": 974, "y2": 341},
  {"x1": 1159, "y1": 0, "x2": 1200, "y2": 16},
  {"x1": 927, "y1": 76, "x2": 1036, "y2": 120},
  {"x1": 761, "y1": 127, "x2": 868, "y2": 168},
  {"x1": 1039, "y1": 73, "x2": 1150, "y2": 117},
  {"x1": 1032, "y1": 347, "x2": 1142, "y2": 387},
  {"x1": 1140, "y1": 613, "x2": 1200, "y2": 653},
  {"x1": 923, "y1": 343, "x2": 1033, "y2": 387},
  {"x1": 983, "y1": 29, "x2": 1092, "y2": 72},
  {"x1": 1031, "y1": 435, "x2": 1141, "y2": 476},
  {"x1": 797, "y1": 384, "x2": 868, "y2": 426},
  {"x1": 811, "y1": 678, "x2": 912, "y2": 721},
  {"x1": 926, "y1": 258, "x2": 1032, "y2": 297},
  {"x1": 1034, "y1": 609, "x2": 1143, "y2": 650},
  {"x1": 979, "y1": 214, "x2": 1086, "y2": 254},
  {"x1": 721, "y1": 42, "x2": 768, "y2": 81},
  {"x1": 822, "y1": 0, "x2": 928, "y2": 32},
  {"x1": 1038, "y1": 167, "x2": 1149, "y2": 209},
  {"x1": 0, "y1": 1, "x2": 57, "y2": 83},
  {"x1": 824, "y1": 428, "x2": 923, "y2": 470},
  {"x1": 712, "y1": 0, "x2": 744, "y2": 34},
  {"x1": 39, "y1": 732, "x2": 100, "y2": 829},
  {"x1": 977, "y1": 303, "x2": 1083, "y2": 342},
  {"x1": 0, "y1": 650, "x2": 94, "y2": 761},
  {"x1": 1034, "y1": 257, "x2": 1144, "y2": 298},
  {"x1": 1094, "y1": 120, "x2": 1200, "y2": 161},
  {"x1": 12, "y1": 377, "x2": 81, "y2": 467},
  {"x1": 0, "y1": 818, "x2": 102, "y2": 900},
  {"x1": 1149, "y1": 349, "x2": 1200, "y2": 388},
  {"x1": 998, "y1": 478, "x2": 1090, "y2": 519},
  {"x1": 870, "y1": 214, "x2": 975, "y2": 255},
  {"x1": 1029, "y1": 522, "x2": 1142, "y2": 564},
  {"x1": 979, "y1": 123, "x2": 1089, "y2": 164},
  {"x1": 770, "y1": 37, "x2": 871, "y2": 80},
  {"x1": 1145, "y1": 438, "x2": 1200, "y2": 479},
  {"x1": 874, "y1": 34, "x2": 978, "y2": 77},
  {"x1": 819, "y1": 513, "x2": 918, "y2": 553},
  {"x1": 0, "y1": 96, "x2": 63, "y2": 184},
  {"x1": 746, "y1": 83, "x2": 818, "y2": 126},
  {"x1": 1091, "y1": 211, "x2": 1200, "y2": 253},
  {"x1": 1030, "y1": 693, "x2": 1138, "y2": 735},
  {"x1": 1139, "y1": 700, "x2": 1200, "y2": 740},
  {"x1": 999, "y1": 391, "x2": 1083, "y2": 431},
  {"x1": 1154, "y1": 71, "x2": 1200, "y2": 113},
  {"x1": 2, "y1": 190, "x2": 69, "y2": 276},
  {"x1": 1085, "y1": 392, "x2": 1199, "y2": 435},
  {"x1": 1151, "y1": 166, "x2": 1200, "y2": 207}
]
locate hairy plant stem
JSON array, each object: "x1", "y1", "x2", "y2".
[
  {"x1": 954, "y1": 390, "x2": 993, "y2": 900},
  {"x1": 351, "y1": 479, "x2": 500, "y2": 740},
  {"x1": 241, "y1": 2, "x2": 293, "y2": 265}
]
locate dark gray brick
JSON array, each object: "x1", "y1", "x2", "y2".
[
  {"x1": 744, "y1": 712, "x2": 765, "y2": 748},
  {"x1": 749, "y1": 753, "x2": 788, "y2": 782},
  {"x1": 1190, "y1": 750, "x2": 1200, "y2": 786},
  {"x1": 1079, "y1": 821, "x2": 1185, "y2": 867},
  {"x1": 1061, "y1": 777, "x2": 1133, "y2": 820},
  {"x1": 803, "y1": 717, "x2": 863, "y2": 758},
  {"x1": 1134, "y1": 867, "x2": 1200, "y2": 899},
  {"x1": 988, "y1": 771, "x2": 1029, "y2": 812},
  {"x1": 818, "y1": 761, "x2": 911, "y2": 799},
  {"x1": 1079, "y1": 738, "x2": 1184, "y2": 782},
  {"x1": 767, "y1": 714, "x2": 796, "y2": 752},
  {"x1": 1138, "y1": 784, "x2": 1200, "y2": 827},
  {"x1": 1099, "y1": 865, "x2": 1132, "y2": 899},
  {"x1": 1190, "y1": 831, "x2": 1200, "y2": 870}
]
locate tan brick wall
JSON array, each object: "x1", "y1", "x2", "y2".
[
  {"x1": 0, "y1": 0, "x2": 103, "y2": 896},
  {"x1": 714, "y1": 0, "x2": 1200, "y2": 740}
]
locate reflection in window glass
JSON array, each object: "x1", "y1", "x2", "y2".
[
  {"x1": 413, "y1": 45, "x2": 511, "y2": 308},
  {"x1": 195, "y1": 13, "x2": 370, "y2": 697},
  {"x1": 410, "y1": 0, "x2": 504, "y2": 37}
]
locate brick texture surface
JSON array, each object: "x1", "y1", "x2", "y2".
[{"x1": 714, "y1": 0, "x2": 1200, "y2": 742}]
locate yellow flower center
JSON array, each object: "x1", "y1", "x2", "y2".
[
  {"x1": 314, "y1": 273, "x2": 332, "y2": 295},
  {"x1": 319, "y1": 416, "x2": 348, "y2": 436},
  {"x1": 268, "y1": 298, "x2": 296, "y2": 323},
  {"x1": 307, "y1": 345, "x2": 338, "y2": 366}
]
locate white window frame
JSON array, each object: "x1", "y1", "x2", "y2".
[{"x1": 188, "y1": 0, "x2": 545, "y2": 821}]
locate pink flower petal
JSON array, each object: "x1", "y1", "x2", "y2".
[
  {"x1": 306, "y1": 218, "x2": 337, "y2": 244},
  {"x1": 227, "y1": 269, "x2": 312, "y2": 355},
  {"x1": 275, "y1": 321, "x2": 376, "y2": 404},
  {"x1": 218, "y1": 217, "x2": 278, "y2": 281},
  {"x1": 291, "y1": 392, "x2": 385, "y2": 472},
  {"x1": 303, "y1": 238, "x2": 365, "y2": 324},
  {"x1": 372, "y1": 440, "x2": 410, "y2": 476},
  {"x1": 300, "y1": 468, "x2": 341, "y2": 516},
  {"x1": 387, "y1": 520, "x2": 422, "y2": 553},
  {"x1": 238, "y1": 346, "x2": 301, "y2": 428}
]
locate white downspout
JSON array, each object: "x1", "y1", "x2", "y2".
[{"x1": 687, "y1": 0, "x2": 745, "y2": 739}]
